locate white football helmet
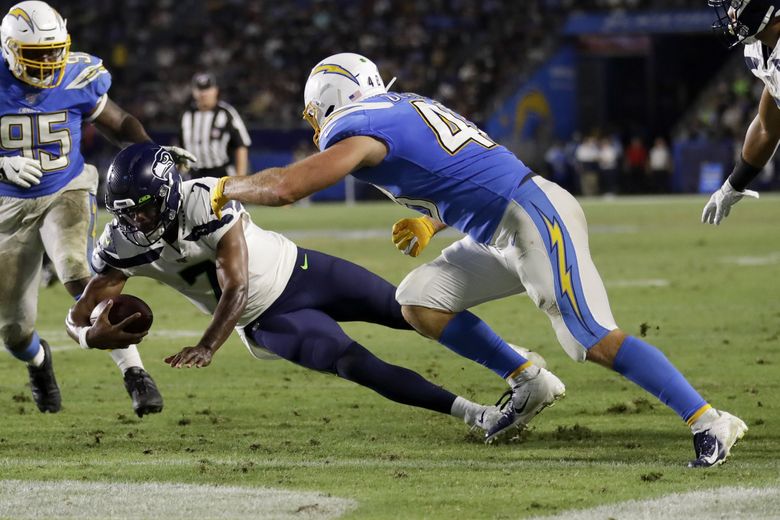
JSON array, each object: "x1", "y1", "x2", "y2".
[
  {"x1": 302, "y1": 53, "x2": 394, "y2": 146},
  {"x1": 0, "y1": 1, "x2": 70, "y2": 88}
]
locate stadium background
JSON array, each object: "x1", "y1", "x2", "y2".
[{"x1": 63, "y1": 0, "x2": 772, "y2": 202}]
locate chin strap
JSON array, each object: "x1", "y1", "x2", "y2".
[{"x1": 385, "y1": 77, "x2": 397, "y2": 90}]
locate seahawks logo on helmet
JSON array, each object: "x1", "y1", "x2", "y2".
[{"x1": 152, "y1": 148, "x2": 175, "y2": 180}]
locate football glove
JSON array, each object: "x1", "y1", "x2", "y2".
[
  {"x1": 392, "y1": 216, "x2": 435, "y2": 257},
  {"x1": 162, "y1": 146, "x2": 197, "y2": 171},
  {"x1": 0, "y1": 156, "x2": 43, "y2": 188},
  {"x1": 701, "y1": 179, "x2": 759, "y2": 225},
  {"x1": 211, "y1": 176, "x2": 230, "y2": 218}
]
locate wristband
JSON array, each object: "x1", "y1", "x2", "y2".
[
  {"x1": 727, "y1": 157, "x2": 762, "y2": 192},
  {"x1": 78, "y1": 327, "x2": 92, "y2": 349}
]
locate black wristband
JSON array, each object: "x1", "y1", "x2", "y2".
[{"x1": 727, "y1": 157, "x2": 762, "y2": 192}]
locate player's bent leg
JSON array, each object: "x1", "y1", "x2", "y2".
[
  {"x1": 0, "y1": 198, "x2": 59, "y2": 412},
  {"x1": 396, "y1": 242, "x2": 534, "y2": 379}
]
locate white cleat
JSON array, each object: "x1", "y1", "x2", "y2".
[
  {"x1": 688, "y1": 410, "x2": 748, "y2": 468},
  {"x1": 485, "y1": 368, "x2": 565, "y2": 443},
  {"x1": 465, "y1": 405, "x2": 503, "y2": 434}
]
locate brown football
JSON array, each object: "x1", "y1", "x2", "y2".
[{"x1": 90, "y1": 294, "x2": 153, "y2": 334}]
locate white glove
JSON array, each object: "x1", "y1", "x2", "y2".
[
  {"x1": 701, "y1": 180, "x2": 759, "y2": 225},
  {"x1": 0, "y1": 156, "x2": 43, "y2": 188},
  {"x1": 162, "y1": 146, "x2": 197, "y2": 170}
]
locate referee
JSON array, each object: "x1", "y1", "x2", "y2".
[{"x1": 180, "y1": 72, "x2": 252, "y2": 178}]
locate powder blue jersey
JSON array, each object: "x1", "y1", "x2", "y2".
[
  {"x1": 319, "y1": 92, "x2": 532, "y2": 243},
  {"x1": 0, "y1": 52, "x2": 111, "y2": 198}
]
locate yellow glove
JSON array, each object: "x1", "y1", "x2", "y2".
[
  {"x1": 211, "y1": 176, "x2": 230, "y2": 218},
  {"x1": 392, "y1": 216, "x2": 435, "y2": 257}
]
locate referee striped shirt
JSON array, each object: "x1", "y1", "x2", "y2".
[{"x1": 180, "y1": 100, "x2": 252, "y2": 172}]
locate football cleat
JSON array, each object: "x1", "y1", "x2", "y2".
[
  {"x1": 466, "y1": 405, "x2": 503, "y2": 434},
  {"x1": 27, "y1": 339, "x2": 61, "y2": 413},
  {"x1": 485, "y1": 368, "x2": 565, "y2": 443},
  {"x1": 123, "y1": 367, "x2": 163, "y2": 417},
  {"x1": 688, "y1": 410, "x2": 747, "y2": 468}
]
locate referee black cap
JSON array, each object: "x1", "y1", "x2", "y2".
[{"x1": 192, "y1": 72, "x2": 217, "y2": 90}]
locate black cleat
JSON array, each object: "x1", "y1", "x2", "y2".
[
  {"x1": 123, "y1": 367, "x2": 163, "y2": 417},
  {"x1": 27, "y1": 339, "x2": 61, "y2": 413}
]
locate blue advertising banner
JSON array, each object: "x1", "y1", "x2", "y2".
[
  {"x1": 563, "y1": 10, "x2": 712, "y2": 35},
  {"x1": 484, "y1": 45, "x2": 577, "y2": 143}
]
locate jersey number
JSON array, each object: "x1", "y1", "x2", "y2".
[
  {"x1": 410, "y1": 100, "x2": 495, "y2": 155},
  {"x1": 179, "y1": 261, "x2": 222, "y2": 303},
  {"x1": 0, "y1": 112, "x2": 71, "y2": 171}
]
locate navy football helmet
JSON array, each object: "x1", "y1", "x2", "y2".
[
  {"x1": 710, "y1": 0, "x2": 780, "y2": 47},
  {"x1": 105, "y1": 143, "x2": 182, "y2": 247}
]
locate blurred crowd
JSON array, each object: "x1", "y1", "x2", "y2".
[
  {"x1": 65, "y1": 0, "x2": 568, "y2": 129},
  {"x1": 62, "y1": 0, "x2": 708, "y2": 131}
]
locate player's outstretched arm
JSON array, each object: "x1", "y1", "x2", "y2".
[
  {"x1": 165, "y1": 220, "x2": 249, "y2": 368},
  {"x1": 702, "y1": 87, "x2": 780, "y2": 225},
  {"x1": 65, "y1": 267, "x2": 146, "y2": 349},
  {"x1": 211, "y1": 136, "x2": 387, "y2": 215}
]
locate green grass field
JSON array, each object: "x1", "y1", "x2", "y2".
[{"x1": 1, "y1": 196, "x2": 779, "y2": 519}]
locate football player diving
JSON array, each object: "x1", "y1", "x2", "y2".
[
  {"x1": 0, "y1": 1, "x2": 195, "y2": 416},
  {"x1": 65, "y1": 142, "x2": 517, "y2": 436},
  {"x1": 210, "y1": 53, "x2": 747, "y2": 466},
  {"x1": 702, "y1": 0, "x2": 780, "y2": 224}
]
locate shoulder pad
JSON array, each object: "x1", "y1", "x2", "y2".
[{"x1": 64, "y1": 53, "x2": 109, "y2": 91}]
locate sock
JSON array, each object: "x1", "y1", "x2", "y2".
[
  {"x1": 690, "y1": 407, "x2": 720, "y2": 433},
  {"x1": 507, "y1": 364, "x2": 541, "y2": 387},
  {"x1": 451, "y1": 396, "x2": 487, "y2": 425},
  {"x1": 7, "y1": 331, "x2": 44, "y2": 367},
  {"x1": 110, "y1": 345, "x2": 144, "y2": 374},
  {"x1": 612, "y1": 336, "x2": 708, "y2": 424},
  {"x1": 439, "y1": 311, "x2": 528, "y2": 379},
  {"x1": 335, "y1": 342, "x2": 456, "y2": 414}
]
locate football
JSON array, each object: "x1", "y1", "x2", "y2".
[{"x1": 90, "y1": 294, "x2": 154, "y2": 334}]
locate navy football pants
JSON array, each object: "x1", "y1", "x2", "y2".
[{"x1": 246, "y1": 248, "x2": 456, "y2": 414}]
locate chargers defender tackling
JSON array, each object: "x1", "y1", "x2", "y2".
[
  {"x1": 66, "y1": 143, "x2": 511, "y2": 435},
  {"x1": 0, "y1": 1, "x2": 194, "y2": 416},
  {"x1": 212, "y1": 53, "x2": 747, "y2": 466}
]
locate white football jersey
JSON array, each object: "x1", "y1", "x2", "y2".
[
  {"x1": 745, "y1": 41, "x2": 780, "y2": 106},
  {"x1": 92, "y1": 178, "x2": 298, "y2": 329}
]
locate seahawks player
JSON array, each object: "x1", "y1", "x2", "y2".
[
  {"x1": 702, "y1": 0, "x2": 780, "y2": 224},
  {"x1": 0, "y1": 1, "x2": 194, "y2": 415},
  {"x1": 211, "y1": 53, "x2": 747, "y2": 466},
  {"x1": 65, "y1": 143, "x2": 508, "y2": 435}
]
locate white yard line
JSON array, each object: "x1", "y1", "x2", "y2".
[
  {"x1": 605, "y1": 278, "x2": 670, "y2": 288},
  {"x1": 0, "y1": 480, "x2": 356, "y2": 520},
  {"x1": 528, "y1": 485, "x2": 780, "y2": 520},
  {"x1": 1, "y1": 457, "x2": 777, "y2": 472},
  {"x1": 721, "y1": 252, "x2": 780, "y2": 266}
]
